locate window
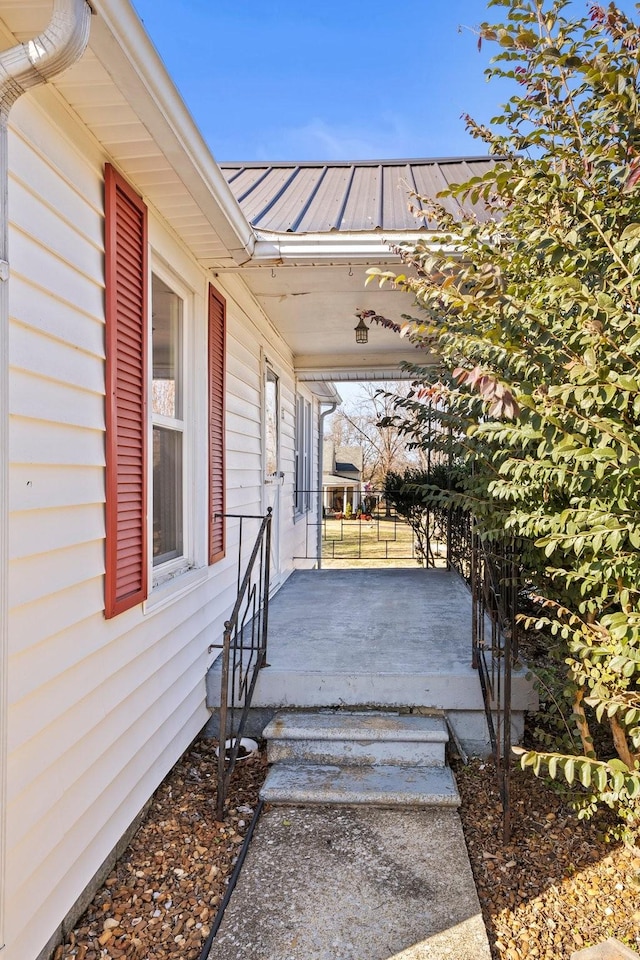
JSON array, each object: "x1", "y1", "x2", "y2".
[
  {"x1": 104, "y1": 163, "x2": 227, "y2": 618},
  {"x1": 294, "y1": 393, "x2": 312, "y2": 515},
  {"x1": 265, "y1": 366, "x2": 279, "y2": 480},
  {"x1": 151, "y1": 273, "x2": 184, "y2": 568}
]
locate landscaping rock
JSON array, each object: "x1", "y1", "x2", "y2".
[{"x1": 571, "y1": 939, "x2": 639, "y2": 959}]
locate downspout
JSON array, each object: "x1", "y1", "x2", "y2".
[
  {"x1": 0, "y1": 1, "x2": 91, "y2": 949},
  {"x1": 317, "y1": 401, "x2": 337, "y2": 569}
]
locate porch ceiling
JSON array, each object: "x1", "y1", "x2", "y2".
[{"x1": 234, "y1": 260, "x2": 434, "y2": 381}]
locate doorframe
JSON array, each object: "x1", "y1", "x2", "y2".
[
  {"x1": 0, "y1": 269, "x2": 7, "y2": 953},
  {"x1": 261, "y1": 353, "x2": 284, "y2": 588}
]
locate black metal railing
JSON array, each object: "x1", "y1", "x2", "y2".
[
  {"x1": 208, "y1": 509, "x2": 272, "y2": 819},
  {"x1": 446, "y1": 506, "x2": 473, "y2": 583},
  {"x1": 450, "y1": 518, "x2": 519, "y2": 843},
  {"x1": 293, "y1": 487, "x2": 449, "y2": 566}
]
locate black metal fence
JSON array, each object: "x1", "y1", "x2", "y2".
[
  {"x1": 208, "y1": 509, "x2": 272, "y2": 819},
  {"x1": 446, "y1": 507, "x2": 473, "y2": 583},
  {"x1": 293, "y1": 487, "x2": 449, "y2": 566}
]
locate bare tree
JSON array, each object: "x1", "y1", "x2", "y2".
[{"x1": 325, "y1": 382, "x2": 421, "y2": 485}]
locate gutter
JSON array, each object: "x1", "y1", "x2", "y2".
[
  {"x1": 0, "y1": 0, "x2": 92, "y2": 949},
  {"x1": 247, "y1": 231, "x2": 459, "y2": 266},
  {"x1": 317, "y1": 401, "x2": 338, "y2": 568}
]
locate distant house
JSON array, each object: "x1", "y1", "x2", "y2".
[
  {"x1": 322, "y1": 441, "x2": 364, "y2": 515},
  {"x1": 0, "y1": 3, "x2": 499, "y2": 958}
]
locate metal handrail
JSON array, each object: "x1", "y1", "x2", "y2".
[
  {"x1": 472, "y1": 533, "x2": 519, "y2": 843},
  {"x1": 208, "y1": 508, "x2": 272, "y2": 819}
]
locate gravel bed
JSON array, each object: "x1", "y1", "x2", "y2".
[
  {"x1": 55, "y1": 737, "x2": 267, "y2": 960},
  {"x1": 456, "y1": 758, "x2": 640, "y2": 959},
  {"x1": 54, "y1": 737, "x2": 640, "y2": 960}
]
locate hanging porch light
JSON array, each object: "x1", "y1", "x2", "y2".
[{"x1": 354, "y1": 317, "x2": 369, "y2": 344}]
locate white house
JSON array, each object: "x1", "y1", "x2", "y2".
[
  {"x1": 0, "y1": 2, "x2": 498, "y2": 957},
  {"x1": 322, "y1": 441, "x2": 364, "y2": 516}
]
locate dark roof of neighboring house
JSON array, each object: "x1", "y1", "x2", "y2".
[
  {"x1": 219, "y1": 157, "x2": 500, "y2": 234},
  {"x1": 335, "y1": 461, "x2": 360, "y2": 476}
]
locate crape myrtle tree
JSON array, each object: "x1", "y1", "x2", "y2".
[{"x1": 370, "y1": 0, "x2": 640, "y2": 833}]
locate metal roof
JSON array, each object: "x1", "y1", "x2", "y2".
[{"x1": 219, "y1": 157, "x2": 499, "y2": 234}]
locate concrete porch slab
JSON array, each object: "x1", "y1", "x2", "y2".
[
  {"x1": 207, "y1": 805, "x2": 491, "y2": 960},
  {"x1": 205, "y1": 569, "x2": 537, "y2": 754}
]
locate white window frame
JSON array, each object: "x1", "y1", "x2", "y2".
[
  {"x1": 147, "y1": 261, "x2": 196, "y2": 593},
  {"x1": 264, "y1": 364, "x2": 280, "y2": 483}
]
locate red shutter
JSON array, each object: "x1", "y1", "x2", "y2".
[
  {"x1": 104, "y1": 164, "x2": 148, "y2": 617},
  {"x1": 208, "y1": 284, "x2": 226, "y2": 564}
]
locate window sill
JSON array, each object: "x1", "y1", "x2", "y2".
[{"x1": 144, "y1": 564, "x2": 208, "y2": 616}]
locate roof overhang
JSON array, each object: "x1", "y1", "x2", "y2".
[
  {"x1": 2, "y1": 4, "x2": 479, "y2": 385},
  {"x1": 2, "y1": 0, "x2": 255, "y2": 267},
  {"x1": 304, "y1": 380, "x2": 342, "y2": 402},
  {"x1": 217, "y1": 156, "x2": 497, "y2": 381},
  {"x1": 323, "y1": 473, "x2": 362, "y2": 486}
]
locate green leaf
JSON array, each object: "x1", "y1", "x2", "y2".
[
  {"x1": 620, "y1": 223, "x2": 640, "y2": 241},
  {"x1": 594, "y1": 766, "x2": 608, "y2": 792},
  {"x1": 579, "y1": 762, "x2": 592, "y2": 788},
  {"x1": 564, "y1": 758, "x2": 576, "y2": 785}
]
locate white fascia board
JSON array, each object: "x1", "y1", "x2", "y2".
[
  {"x1": 89, "y1": 0, "x2": 255, "y2": 264},
  {"x1": 296, "y1": 367, "x2": 426, "y2": 382},
  {"x1": 251, "y1": 231, "x2": 458, "y2": 265}
]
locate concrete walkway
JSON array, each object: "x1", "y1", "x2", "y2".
[{"x1": 207, "y1": 804, "x2": 491, "y2": 960}]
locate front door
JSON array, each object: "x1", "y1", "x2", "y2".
[{"x1": 263, "y1": 363, "x2": 282, "y2": 586}]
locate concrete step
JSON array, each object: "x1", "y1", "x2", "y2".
[
  {"x1": 260, "y1": 762, "x2": 460, "y2": 808},
  {"x1": 264, "y1": 710, "x2": 448, "y2": 767}
]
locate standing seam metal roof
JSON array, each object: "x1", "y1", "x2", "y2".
[{"x1": 219, "y1": 157, "x2": 500, "y2": 234}]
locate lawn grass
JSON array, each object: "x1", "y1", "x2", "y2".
[{"x1": 321, "y1": 517, "x2": 447, "y2": 568}]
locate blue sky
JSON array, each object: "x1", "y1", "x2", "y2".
[
  {"x1": 131, "y1": 0, "x2": 514, "y2": 162},
  {"x1": 130, "y1": 1, "x2": 637, "y2": 162}
]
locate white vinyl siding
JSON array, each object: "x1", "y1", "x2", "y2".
[
  {"x1": 7, "y1": 97, "x2": 109, "y2": 960},
  {"x1": 3, "y1": 90, "x2": 312, "y2": 960}
]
